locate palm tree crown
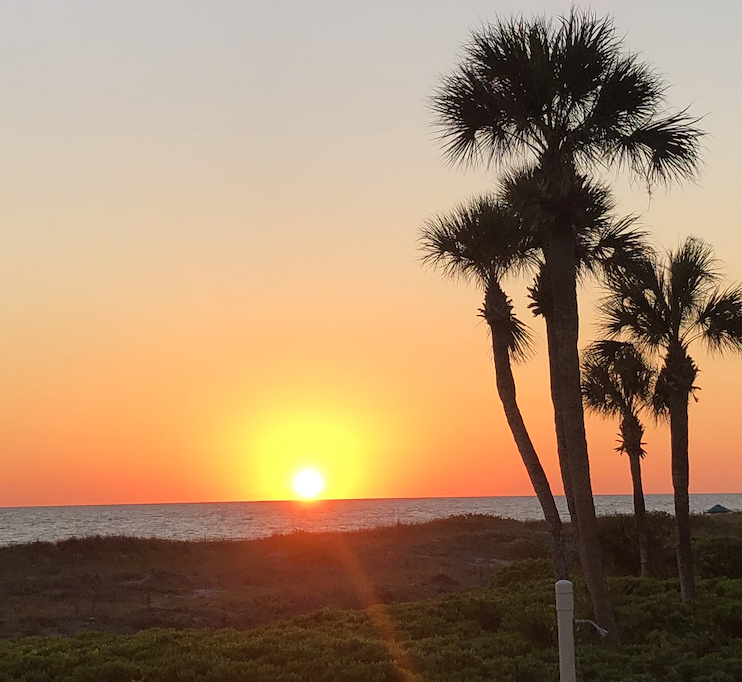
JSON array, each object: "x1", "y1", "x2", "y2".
[
  {"x1": 603, "y1": 237, "x2": 742, "y2": 370},
  {"x1": 582, "y1": 340, "x2": 654, "y2": 429},
  {"x1": 419, "y1": 195, "x2": 536, "y2": 360},
  {"x1": 432, "y1": 10, "x2": 704, "y2": 186},
  {"x1": 420, "y1": 195, "x2": 533, "y2": 282}
]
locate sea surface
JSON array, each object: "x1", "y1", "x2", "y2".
[{"x1": 0, "y1": 494, "x2": 740, "y2": 547}]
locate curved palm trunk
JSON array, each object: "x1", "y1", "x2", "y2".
[
  {"x1": 485, "y1": 286, "x2": 569, "y2": 581},
  {"x1": 669, "y1": 396, "x2": 695, "y2": 599},
  {"x1": 546, "y1": 228, "x2": 618, "y2": 645},
  {"x1": 621, "y1": 415, "x2": 650, "y2": 577}
]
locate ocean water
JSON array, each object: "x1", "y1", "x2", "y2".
[{"x1": 0, "y1": 494, "x2": 740, "y2": 547}]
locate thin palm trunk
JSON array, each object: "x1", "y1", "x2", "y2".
[
  {"x1": 627, "y1": 450, "x2": 650, "y2": 577},
  {"x1": 486, "y1": 307, "x2": 569, "y2": 581},
  {"x1": 669, "y1": 396, "x2": 694, "y2": 599},
  {"x1": 546, "y1": 228, "x2": 618, "y2": 645},
  {"x1": 620, "y1": 413, "x2": 650, "y2": 577}
]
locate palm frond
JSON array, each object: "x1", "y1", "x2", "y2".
[
  {"x1": 603, "y1": 110, "x2": 705, "y2": 187},
  {"x1": 431, "y1": 8, "x2": 704, "y2": 187},
  {"x1": 577, "y1": 215, "x2": 651, "y2": 282},
  {"x1": 598, "y1": 253, "x2": 670, "y2": 350},
  {"x1": 501, "y1": 163, "x2": 616, "y2": 243},
  {"x1": 667, "y1": 237, "x2": 721, "y2": 337},
  {"x1": 595, "y1": 234, "x2": 740, "y2": 429},
  {"x1": 419, "y1": 208, "x2": 488, "y2": 285},
  {"x1": 581, "y1": 338, "x2": 654, "y2": 457},
  {"x1": 583, "y1": 340, "x2": 655, "y2": 407},
  {"x1": 419, "y1": 194, "x2": 533, "y2": 285},
  {"x1": 431, "y1": 16, "x2": 555, "y2": 169},
  {"x1": 507, "y1": 306, "x2": 537, "y2": 364},
  {"x1": 697, "y1": 285, "x2": 742, "y2": 355},
  {"x1": 527, "y1": 262, "x2": 550, "y2": 319},
  {"x1": 481, "y1": 280, "x2": 537, "y2": 363},
  {"x1": 432, "y1": 66, "x2": 525, "y2": 169},
  {"x1": 580, "y1": 51, "x2": 665, "y2": 136},
  {"x1": 555, "y1": 9, "x2": 618, "y2": 103},
  {"x1": 581, "y1": 357, "x2": 626, "y2": 417}
]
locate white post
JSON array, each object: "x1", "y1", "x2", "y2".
[{"x1": 555, "y1": 580, "x2": 576, "y2": 682}]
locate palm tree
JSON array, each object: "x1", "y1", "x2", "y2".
[
  {"x1": 504, "y1": 168, "x2": 648, "y2": 528},
  {"x1": 582, "y1": 340, "x2": 654, "y2": 576},
  {"x1": 601, "y1": 237, "x2": 742, "y2": 599},
  {"x1": 432, "y1": 9, "x2": 703, "y2": 638},
  {"x1": 419, "y1": 195, "x2": 569, "y2": 581}
]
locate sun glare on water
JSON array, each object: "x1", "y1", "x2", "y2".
[{"x1": 293, "y1": 469, "x2": 325, "y2": 499}]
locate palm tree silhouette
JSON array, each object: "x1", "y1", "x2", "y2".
[
  {"x1": 432, "y1": 9, "x2": 703, "y2": 637},
  {"x1": 506, "y1": 168, "x2": 648, "y2": 526},
  {"x1": 582, "y1": 340, "x2": 654, "y2": 576},
  {"x1": 420, "y1": 194, "x2": 569, "y2": 581},
  {"x1": 601, "y1": 237, "x2": 742, "y2": 598}
]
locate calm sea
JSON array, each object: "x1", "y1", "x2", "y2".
[{"x1": 0, "y1": 494, "x2": 740, "y2": 547}]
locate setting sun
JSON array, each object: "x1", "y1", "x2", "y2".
[
  {"x1": 293, "y1": 469, "x2": 325, "y2": 499},
  {"x1": 237, "y1": 403, "x2": 392, "y2": 501}
]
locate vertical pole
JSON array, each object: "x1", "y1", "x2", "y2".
[{"x1": 555, "y1": 579, "x2": 576, "y2": 682}]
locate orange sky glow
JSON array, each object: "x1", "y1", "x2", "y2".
[{"x1": 1, "y1": 1, "x2": 742, "y2": 507}]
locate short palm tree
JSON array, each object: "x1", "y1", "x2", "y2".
[
  {"x1": 419, "y1": 195, "x2": 569, "y2": 581},
  {"x1": 432, "y1": 9, "x2": 703, "y2": 638},
  {"x1": 601, "y1": 237, "x2": 742, "y2": 599},
  {"x1": 582, "y1": 340, "x2": 654, "y2": 576}
]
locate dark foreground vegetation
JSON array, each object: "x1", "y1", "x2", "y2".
[
  {"x1": 0, "y1": 515, "x2": 544, "y2": 638},
  {"x1": 3, "y1": 513, "x2": 742, "y2": 681}
]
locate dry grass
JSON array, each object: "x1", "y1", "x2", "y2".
[
  {"x1": 0, "y1": 514, "x2": 550, "y2": 638},
  {"x1": 4, "y1": 511, "x2": 739, "y2": 639}
]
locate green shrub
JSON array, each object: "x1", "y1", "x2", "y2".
[
  {"x1": 597, "y1": 513, "x2": 676, "y2": 577},
  {"x1": 490, "y1": 558, "x2": 553, "y2": 589},
  {"x1": 695, "y1": 536, "x2": 742, "y2": 579},
  {"x1": 5, "y1": 554, "x2": 742, "y2": 681}
]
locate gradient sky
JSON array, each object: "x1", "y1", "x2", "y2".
[{"x1": 1, "y1": 1, "x2": 741, "y2": 506}]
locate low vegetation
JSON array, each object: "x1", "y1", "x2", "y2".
[
  {"x1": 3, "y1": 556, "x2": 742, "y2": 680},
  {"x1": 3, "y1": 513, "x2": 742, "y2": 680},
  {"x1": 0, "y1": 514, "x2": 547, "y2": 638}
]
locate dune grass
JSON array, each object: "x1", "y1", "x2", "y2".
[{"x1": 0, "y1": 514, "x2": 548, "y2": 638}]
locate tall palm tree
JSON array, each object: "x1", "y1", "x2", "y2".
[
  {"x1": 582, "y1": 340, "x2": 654, "y2": 576},
  {"x1": 419, "y1": 195, "x2": 569, "y2": 581},
  {"x1": 432, "y1": 9, "x2": 703, "y2": 638},
  {"x1": 601, "y1": 237, "x2": 742, "y2": 599},
  {"x1": 504, "y1": 168, "x2": 648, "y2": 527}
]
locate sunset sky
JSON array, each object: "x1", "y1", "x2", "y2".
[{"x1": 2, "y1": 1, "x2": 741, "y2": 507}]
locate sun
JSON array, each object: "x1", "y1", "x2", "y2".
[{"x1": 293, "y1": 468, "x2": 325, "y2": 499}]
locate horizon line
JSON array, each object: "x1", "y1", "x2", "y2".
[{"x1": 2, "y1": 491, "x2": 740, "y2": 511}]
